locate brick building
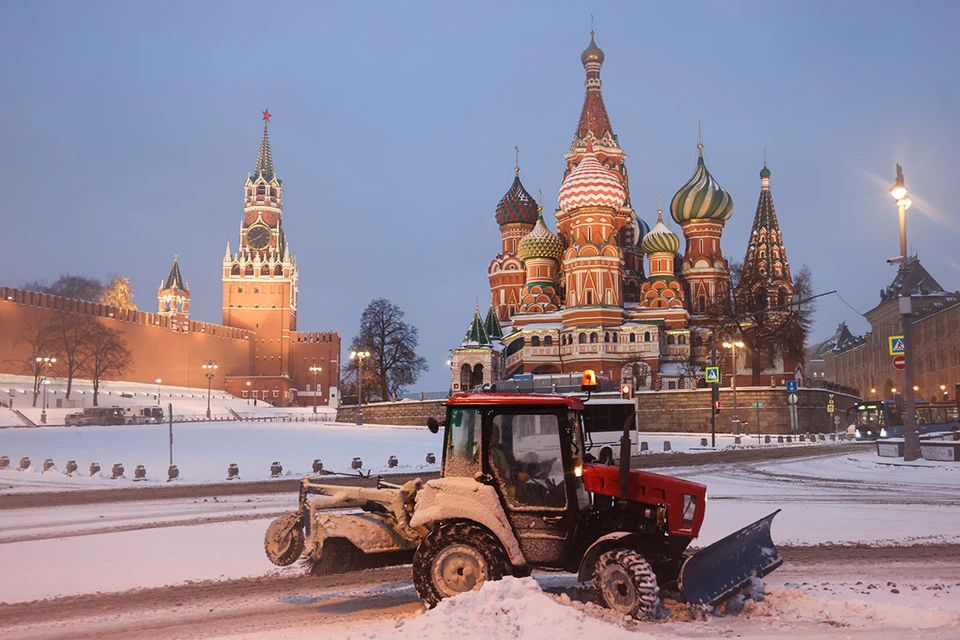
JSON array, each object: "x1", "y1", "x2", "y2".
[{"x1": 0, "y1": 112, "x2": 340, "y2": 407}]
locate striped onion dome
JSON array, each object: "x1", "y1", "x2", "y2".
[
  {"x1": 633, "y1": 214, "x2": 651, "y2": 247},
  {"x1": 641, "y1": 209, "x2": 681, "y2": 254},
  {"x1": 495, "y1": 171, "x2": 540, "y2": 227},
  {"x1": 517, "y1": 212, "x2": 563, "y2": 261},
  {"x1": 670, "y1": 145, "x2": 733, "y2": 223},
  {"x1": 558, "y1": 145, "x2": 626, "y2": 212}
]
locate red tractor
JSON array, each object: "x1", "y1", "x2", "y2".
[{"x1": 266, "y1": 390, "x2": 781, "y2": 618}]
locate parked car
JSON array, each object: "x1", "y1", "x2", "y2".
[{"x1": 64, "y1": 413, "x2": 94, "y2": 427}]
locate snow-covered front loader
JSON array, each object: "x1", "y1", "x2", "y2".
[{"x1": 264, "y1": 476, "x2": 426, "y2": 574}]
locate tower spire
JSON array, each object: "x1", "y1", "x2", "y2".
[
  {"x1": 255, "y1": 110, "x2": 275, "y2": 182},
  {"x1": 514, "y1": 145, "x2": 520, "y2": 176}
]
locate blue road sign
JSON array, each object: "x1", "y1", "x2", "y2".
[
  {"x1": 785, "y1": 380, "x2": 798, "y2": 392},
  {"x1": 705, "y1": 367, "x2": 720, "y2": 384},
  {"x1": 888, "y1": 336, "x2": 905, "y2": 356}
]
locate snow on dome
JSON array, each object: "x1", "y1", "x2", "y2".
[
  {"x1": 670, "y1": 145, "x2": 733, "y2": 224},
  {"x1": 640, "y1": 209, "x2": 680, "y2": 255},
  {"x1": 558, "y1": 146, "x2": 625, "y2": 213}
]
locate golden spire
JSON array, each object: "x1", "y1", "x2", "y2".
[
  {"x1": 697, "y1": 121, "x2": 703, "y2": 157},
  {"x1": 514, "y1": 146, "x2": 520, "y2": 176}
]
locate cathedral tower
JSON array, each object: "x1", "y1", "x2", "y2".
[
  {"x1": 670, "y1": 139, "x2": 733, "y2": 315},
  {"x1": 222, "y1": 111, "x2": 299, "y2": 377},
  {"x1": 517, "y1": 210, "x2": 563, "y2": 313},
  {"x1": 158, "y1": 255, "x2": 190, "y2": 332},
  {"x1": 488, "y1": 161, "x2": 538, "y2": 323}
]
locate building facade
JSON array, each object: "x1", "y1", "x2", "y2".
[
  {"x1": 0, "y1": 113, "x2": 340, "y2": 407},
  {"x1": 449, "y1": 33, "x2": 797, "y2": 393}
]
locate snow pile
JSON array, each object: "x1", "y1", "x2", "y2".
[
  {"x1": 742, "y1": 585, "x2": 960, "y2": 630},
  {"x1": 359, "y1": 577, "x2": 658, "y2": 640}
]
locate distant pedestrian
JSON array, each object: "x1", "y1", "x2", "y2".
[
  {"x1": 9, "y1": 397, "x2": 13, "y2": 410},
  {"x1": 254, "y1": 398, "x2": 257, "y2": 407}
]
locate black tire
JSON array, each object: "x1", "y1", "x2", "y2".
[
  {"x1": 593, "y1": 548, "x2": 660, "y2": 619},
  {"x1": 413, "y1": 521, "x2": 509, "y2": 607}
]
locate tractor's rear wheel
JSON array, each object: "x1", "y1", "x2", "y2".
[
  {"x1": 264, "y1": 515, "x2": 305, "y2": 566},
  {"x1": 413, "y1": 522, "x2": 509, "y2": 607},
  {"x1": 593, "y1": 549, "x2": 660, "y2": 619}
]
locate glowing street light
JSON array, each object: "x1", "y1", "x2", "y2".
[
  {"x1": 156, "y1": 378, "x2": 162, "y2": 402},
  {"x1": 722, "y1": 341, "x2": 745, "y2": 433},
  {"x1": 202, "y1": 360, "x2": 218, "y2": 419},
  {"x1": 36, "y1": 356, "x2": 56, "y2": 424},
  {"x1": 309, "y1": 362, "x2": 323, "y2": 414},
  {"x1": 349, "y1": 350, "x2": 371, "y2": 425},
  {"x1": 890, "y1": 164, "x2": 921, "y2": 461}
]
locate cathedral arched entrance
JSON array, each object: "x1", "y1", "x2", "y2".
[{"x1": 533, "y1": 364, "x2": 561, "y2": 374}]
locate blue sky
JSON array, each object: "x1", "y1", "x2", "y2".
[{"x1": 2, "y1": 1, "x2": 958, "y2": 391}]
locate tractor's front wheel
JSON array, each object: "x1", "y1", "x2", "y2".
[
  {"x1": 413, "y1": 522, "x2": 509, "y2": 607},
  {"x1": 593, "y1": 549, "x2": 660, "y2": 619}
]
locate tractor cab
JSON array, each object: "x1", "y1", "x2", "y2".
[{"x1": 441, "y1": 393, "x2": 590, "y2": 567}]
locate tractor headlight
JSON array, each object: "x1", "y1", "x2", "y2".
[
  {"x1": 880, "y1": 428, "x2": 888, "y2": 438},
  {"x1": 682, "y1": 494, "x2": 697, "y2": 525},
  {"x1": 855, "y1": 429, "x2": 862, "y2": 438},
  {"x1": 572, "y1": 456, "x2": 582, "y2": 477}
]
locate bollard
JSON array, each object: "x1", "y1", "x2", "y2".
[
  {"x1": 388, "y1": 455, "x2": 399, "y2": 468},
  {"x1": 19, "y1": 456, "x2": 31, "y2": 471},
  {"x1": 43, "y1": 459, "x2": 55, "y2": 472},
  {"x1": 818, "y1": 433, "x2": 826, "y2": 441},
  {"x1": 777, "y1": 436, "x2": 784, "y2": 443},
  {"x1": 0, "y1": 455, "x2": 8, "y2": 470},
  {"x1": 312, "y1": 459, "x2": 323, "y2": 473},
  {"x1": 799, "y1": 434, "x2": 805, "y2": 442},
  {"x1": 764, "y1": 435, "x2": 771, "y2": 444},
  {"x1": 226, "y1": 463, "x2": 240, "y2": 480},
  {"x1": 663, "y1": 441, "x2": 671, "y2": 452},
  {"x1": 700, "y1": 438, "x2": 708, "y2": 447},
  {"x1": 640, "y1": 441, "x2": 649, "y2": 452},
  {"x1": 111, "y1": 463, "x2": 125, "y2": 479},
  {"x1": 90, "y1": 462, "x2": 101, "y2": 477},
  {"x1": 167, "y1": 464, "x2": 179, "y2": 481},
  {"x1": 64, "y1": 460, "x2": 78, "y2": 476},
  {"x1": 425, "y1": 452, "x2": 436, "y2": 464},
  {"x1": 351, "y1": 457, "x2": 363, "y2": 470},
  {"x1": 270, "y1": 461, "x2": 283, "y2": 478},
  {"x1": 786, "y1": 435, "x2": 793, "y2": 443},
  {"x1": 734, "y1": 436, "x2": 741, "y2": 445},
  {"x1": 134, "y1": 465, "x2": 146, "y2": 481}
]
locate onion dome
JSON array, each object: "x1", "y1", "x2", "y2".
[
  {"x1": 558, "y1": 145, "x2": 626, "y2": 212},
  {"x1": 633, "y1": 215, "x2": 651, "y2": 247},
  {"x1": 641, "y1": 209, "x2": 681, "y2": 254},
  {"x1": 670, "y1": 144, "x2": 733, "y2": 224},
  {"x1": 495, "y1": 168, "x2": 540, "y2": 227},
  {"x1": 517, "y1": 211, "x2": 564, "y2": 261},
  {"x1": 581, "y1": 31, "x2": 605, "y2": 65},
  {"x1": 760, "y1": 162, "x2": 771, "y2": 179}
]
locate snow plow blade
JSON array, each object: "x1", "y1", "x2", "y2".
[{"x1": 677, "y1": 509, "x2": 782, "y2": 606}]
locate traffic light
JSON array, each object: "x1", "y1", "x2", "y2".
[
  {"x1": 581, "y1": 369, "x2": 598, "y2": 392},
  {"x1": 714, "y1": 400, "x2": 722, "y2": 414},
  {"x1": 620, "y1": 383, "x2": 633, "y2": 399}
]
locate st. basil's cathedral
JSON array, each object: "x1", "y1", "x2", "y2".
[{"x1": 449, "y1": 33, "x2": 798, "y2": 393}]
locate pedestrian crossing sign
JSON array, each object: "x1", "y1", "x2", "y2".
[
  {"x1": 705, "y1": 366, "x2": 720, "y2": 384},
  {"x1": 888, "y1": 336, "x2": 905, "y2": 356}
]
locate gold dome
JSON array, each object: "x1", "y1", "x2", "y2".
[{"x1": 581, "y1": 32, "x2": 604, "y2": 65}]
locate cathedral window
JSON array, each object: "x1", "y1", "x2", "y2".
[
  {"x1": 667, "y1": 334, "x2": 675, "y2": 345},
  {"x1": 644, "y1": 331, "x2": 651, "y2": 342},
  {"x1": 630, "y1": 333, "x2": 636, "y2": 343},
  {"x1": 544, "y1": 335, "x2": 553, "y2": 346},
  {"x1": 587, "y1": 291, "x2": 593, "y2": 305},
  {"x1": 696, "y1": 336, "x2": 703, "y2": 347},
  {"x1": 778, "y1": 288, "x2": 788, "y2": 306},
  {"x1": 578, "y1": 333, "x2": 586, "y2": 344},
  {"x1": 531, "y1": 336, "x2": 540, "y2": 347},
  {"x1": 254, "y1": 286, "x2": 259, "y2": 294},
  {"x1": 590, "y1": 333, "x2": 598, "y2": 344},
  {"x1": 604, "y1": 332, "x2": 610, "y2": 343},
  {"x1": 698, "y1": 295, "x2": 706, "y2": 312},
  {"x1": 257, "y1": 184, "x2": 266, "y2": 195},
  {"x1": 699, "y1": 239, "x2": 703, "y2": 253}
]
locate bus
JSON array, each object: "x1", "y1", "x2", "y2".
[
  {"x1": 82, "y1": 406, "x2": 125, "y2": 425},
  {"x1": 81, "y1": 406, "x2": 164, "y2": 425},
  {"x1": 852, "y1": 399, "x2": 960, "y2": 440}
]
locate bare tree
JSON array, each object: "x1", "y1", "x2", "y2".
[
  {"x1": 10, "y1": 322, "x2": 60, "y2": 407},
  {"x1": 81, "y1": 324, "x2": 133, "y2": 406},
  {"x1": 22, "y1": 275, "x2": 104, "y2": 302},
  {"x1": 47, "y1": 311, "x2": 98, "y2": 400},
  {"x1": 345, "y1": 299, "x2": 427, "y2": 401}
]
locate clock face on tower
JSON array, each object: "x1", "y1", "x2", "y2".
[{"x1": 246, "y1": 224, "x2": 271, "y2": 250}]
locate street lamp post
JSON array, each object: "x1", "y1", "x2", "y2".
[
  {"x1": 309, "y1": 362, "x2": 322, "y2": 414},
  {"x1": 202, "y1": 360, "x2": 218, "y2": 420},
  {"x1": 350, "y1": 350, "x2": 370, "y2": 425},
  {"x1": 156, "y1": 378, "x2": 162, "y2": 403},
  {"x1": 722, "y1": 341, "x2": 745, "y2": 433},
  {"x1": 36, "y1": 356, "x2": 56, "y2": 424},
  {"x1": 890, "y1": 164, "x2": 921, "y2": 461}
]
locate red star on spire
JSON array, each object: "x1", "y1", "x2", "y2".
[{"x1": 262, "y1": 109, "x2": 271, "y2": 123}]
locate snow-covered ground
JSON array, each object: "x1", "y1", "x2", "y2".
[{"x1": 2, "y1": 418, "x2": 959, "y2": 638}]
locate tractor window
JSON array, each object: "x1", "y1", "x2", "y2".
[
  {"x1": 445, "y1": 408, "x2": 481, "y2": 477},
  {"x1": 490, "y1": 413, "x2": 566, "y2": 509}
]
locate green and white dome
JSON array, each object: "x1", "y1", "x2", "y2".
[
  {"x1": 670, "y1": 144, "x2": 733, "y2": 224},
  {"x1": 640, "y1": 209, "x2": 681, "y2": 254}
]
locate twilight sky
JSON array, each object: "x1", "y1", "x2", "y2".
[{"x1": 2, "y1": 1, "x2": 958, "y2": 391}]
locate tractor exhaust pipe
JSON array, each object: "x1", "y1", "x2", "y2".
[{"x1": 619, "y1": 410, "x2": 637, "y2": 508}]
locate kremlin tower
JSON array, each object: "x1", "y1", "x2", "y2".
[{"x1": 157, "y1": 255, "x2": 190, "y2": 332}]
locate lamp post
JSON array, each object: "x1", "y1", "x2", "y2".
[
  {"x1": 890, "y1": 164, "x2": 921, "y2": 461},
  {"x1": 350, "y1": 350, "x2": 370, "y2": 425},
  {"x1": 36, "y1": 356, "x2": 56, "y2": 424},
  {"x1": 722, "y1": 341, "x2": 745, "y2": 433},
  {"x1": 202, "y1": 360, "x2": 218, "y2": 420},
  {"x1": 941, "y1": 384, "x2": 948, "y2": 399},
  {"x1": 155, "y1": 378, "x2": 162, "y2": 403},
  {"x1": 309, "y1": 362, "x2": 322, "y2": 414}
]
